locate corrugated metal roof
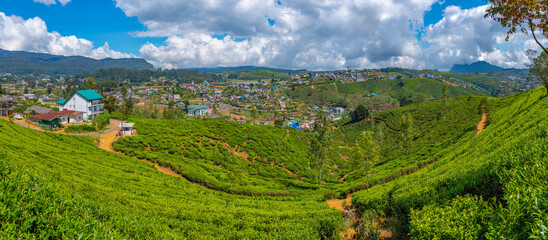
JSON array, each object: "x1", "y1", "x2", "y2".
[
  {"x1": 76, "y1": 90, "x2": 104, "y2": 101},
  {"x1": 188, "y1": 105, "x2": 208, "y2": 110},
  {"x1": 57, "y1": 99, "x2": 67, "y2": 105},
  {"x1": 31, "y1": 110, "x2": 81, "y2": 121}
]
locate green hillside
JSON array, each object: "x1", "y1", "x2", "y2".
[
  {"x1": 111, "y1": 95, "x2": 484, "y2": 197},
  {"x1": 283, "y1": 78, "x2": 487, "y2": 108},
  {"x1": 352, "y1": 87, "x2": 548, "y2": 238},
  {"x1": 0, "y1": 120, "x2": 341, "y2": 239},
  {"x1": 0, "y1": 85, "x2": 546, "y2": 238},
  {"x1": 113, "y1": 119, "x2": 321, "y2": 195},
  {"x1": 327, "y1": 95, "x2": 486, "y2": 196}
]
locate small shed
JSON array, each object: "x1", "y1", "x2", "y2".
[{"x1": 117, "y1": 122, "x2": 134, "y2": 136}]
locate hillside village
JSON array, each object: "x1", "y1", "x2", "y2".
[{"x1": 0, "y1": 65, "x2": 538, "y2": 133}]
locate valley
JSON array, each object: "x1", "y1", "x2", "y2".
[{"x1": 1, "y1": 83, "x2": 546, "y2": 238}]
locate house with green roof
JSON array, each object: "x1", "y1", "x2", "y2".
[
  {"x1": 186, "y1": 105, "x2": 210, "y2": 117},
  {"x1": 58, "y1": 89, "x2": 104, "y2": 121}
]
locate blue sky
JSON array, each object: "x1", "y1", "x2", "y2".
[
  {"x1": 0, "y1": 0, "x2": 165, "y2": 55},
  {"x1": 0, "y1": 0, "x2": 538, "y2": 70}
]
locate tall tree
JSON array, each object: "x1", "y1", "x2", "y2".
[
  {"x1": 442, "y1": 85, "x2": 448, "y2": 113},
  {"x1": 526, "y1": 50, "x2": 548, "y2": 95},
  {"x1": 120, "y1": 85, "x2": 133, "y2": 119},
  {"x1": 86, "y1": 77, "x2": 96, "y2": 90},
  {"x1": 311, "y1": 109, "x2": 330, "y2": 189},
  {"x1": 250, "y1": 106, "x2": 258, "y2": 124},
  {"x1": 485, "y1": 0, "x2": 548, "y2": 55},
  {"x1": 102, "y1": 96, "x2": 117, "y2": 113},
  {"x1": 353, "y1": 131, "x2": 380, "y2": 191},
  {"x1": 350, "y1": 105, "x2": 369, "y2": 122},
  {"x1": 486, "y1": 0, "x2": 548, "y2": 95},
  {"x1": 400, "y1": 113, "x2": 415, "y2": 153}
]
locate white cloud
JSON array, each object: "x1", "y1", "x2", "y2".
[
  {"x1": 422, "y1": 5, "x2": 547, "y2": 70},
  {"x1": 0, "y1": 12, "x2": 132, "y2": 59},
  {"x1": 117, "y1": 0, "x2": 439, "y2": 69},
  {"x1": 34, "y1": 0, "x2": 71, "y2": 6}
]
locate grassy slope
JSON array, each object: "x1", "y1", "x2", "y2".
[
  {"x1": 283, "y1": 78, "x2": 486, "y2": 107},
  {"x1": 352, "y1": 86, "x2": 548, "y2": 235},
  {"x1": 0, "y1": 120, "x2": 341, "y2": 239},
  {"x1": 328, "y1": 95, "x2": 485, "y2": 195},
  {"x1": 113, "y1": 119, "x2": 322, "y2": 195},
  {"x1": 114, "y1": 95, "x2": 488, "y2": 198}
]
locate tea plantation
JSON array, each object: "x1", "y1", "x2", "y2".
[
  {"x1": 0, "y1": 120, "x2": 341, "y2": 239},
  {"x1": 1, "y1": 86, "x2": 546, "y2": 238}
]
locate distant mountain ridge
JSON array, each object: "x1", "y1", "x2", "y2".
[
  {"x1": 187, "y1": 66, "x2": 307, "y2": 73},
  {"x1": 0, "y1": 49, "x2": 153, "y2": 75},
  {"x1": 450, "y1": 61, "x2": 528, "y2": 75}
]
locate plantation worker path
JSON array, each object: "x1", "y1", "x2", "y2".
[
  {"x1": 476, "y1": 105, "x2": 489, "y2": 135},
  {"x1": 326, "y1": 195, "x2": 357, "y2": 239}
]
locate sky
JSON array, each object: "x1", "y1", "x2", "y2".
[{"x1": 0, "y1": 0, "x2": 545, "y2": 70}]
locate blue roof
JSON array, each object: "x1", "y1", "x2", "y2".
[
  {"x1": 76, "y1": 90, "x2": 104, "y2": 101},
  {"x1": 57, "y1": 99, "x2": 67, "y2": 105}
]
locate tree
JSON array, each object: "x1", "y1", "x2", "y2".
[
  {"x1": 526, "y1": 50, "x2": 548, "y2": 95},
  {"x1": 274, "y1": 119, "x2": 283, "y2": 127},
  {"x1": 92, "y1": 112, "x2": 110, "y2": 131},
  {"x1": 120, "y1": 85, "x2": 133, "y2": 119},
  {"x1": 400, "y1": 96, "x2": 413, "y2": 107},
  {"x1": 486, "y1": 0, "x2": 548, "y2": 95},
  {"x1": 102, "y1": 96, "x2": 117, "y2": 113},
  {"x1": 400, "y1": 113, "x2": 415, "y2": 153},
  {"x1": 442, "y1": 85, "x2": 448, "y2": 113},
  {"x1": 250, "y1": 106, "x2": 258, "y2": 124},
  {"x1": 353, "y1": 131, "x2": 380, "y2": 191},
  {"x1": 86, "y1": 77, "x2": 96, "y2": 90},
  {"x1": 0, "y1": 84, "x2": 3, "y2": 95},
  {"x1": 350, "y1": 105, "x2": 369, "y2": 122},
  {"x1": 311, "y1": 109, "x2": 330, "y2": 189},
  {"x1": 485, "y1": 0, "x2": 548, "y2": 55}
]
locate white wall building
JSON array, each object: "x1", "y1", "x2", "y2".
[{"x1": 58, "y1": 90, "x2": 104, "y2": 121}]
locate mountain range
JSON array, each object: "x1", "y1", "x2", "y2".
[
  {"x1": 450, "y1": 61, "x2": 528, "y2": 75},
  {"x1": 0, "y1": 49, "x2": 153, "y2": 75}
]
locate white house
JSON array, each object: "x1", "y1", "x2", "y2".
[
  {"x1": 187, "y1": 105, "x2": 210, "y2": 117},
  {"x1": 58, "y1": 90, "x2": 104, "y2": 121}
]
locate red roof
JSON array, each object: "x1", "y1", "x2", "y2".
[{"x1": 31, "y1": 110, "x2": 81, "y2": 121}]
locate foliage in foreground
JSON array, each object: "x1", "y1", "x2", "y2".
[
  {"x1": 410, "y1": 128, "x2": 548, "y2": 239},
  {"x1": 352, "y1": 86, "x2": 548, "y2": 238},
  {"x1": 0, "y1": 119, "x2": 342, "y2": 239}
]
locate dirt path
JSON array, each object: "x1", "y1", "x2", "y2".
[
  {"x1": 97, "y1": 128, "x2": 119, "y2": 152},
  {"x1": 476, "y1": 105, "x2": 489, "y2": 135},
  {"x1": 285, "y1": 129, "x2": 289, "y2": 140},
  {"x1": 332, "y1": 83, "x2": 339, "y2": 93},
  {"x1": 326, "y1": 195, "x2": 352, "y2": 211},
  {"x1": 326, "y1": 195, "x2": 357, "y2": 239},
  {"x1": 442, "y1": 79, "x2": 459, "y2": 87}
]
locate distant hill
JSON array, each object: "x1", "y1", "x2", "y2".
[
  {"x1": 283, "y1": 78, "x2": 487, "y2": 109},
  {"x1": 450, "y1": 61, "x2": 528, "y2": 75},
  {"x1": 187, "y1": 66, "x2": 307, "y2": 73},
  {"x1": 0, "y1": 49, "x2": 153, "y2": 75}
]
